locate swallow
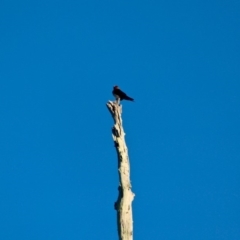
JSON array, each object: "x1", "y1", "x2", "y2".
[{"x1": 112, "y1": 86, "x2": 134, "y2": 103}]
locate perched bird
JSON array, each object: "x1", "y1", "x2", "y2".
[{"x1": 112, "y1": 86, "x2": 134, "y2": 103}]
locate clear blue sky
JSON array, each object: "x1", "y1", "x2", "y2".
[{"x1": 0, "y1": 0, "x2": 239, "y2": 239}]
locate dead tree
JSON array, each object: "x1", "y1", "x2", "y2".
[{"x1": 106, "y1": 101, "x2": 135, "y2": 240}]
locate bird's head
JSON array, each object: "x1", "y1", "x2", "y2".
[{"x1": 113, "y1": 85, "x2": 119, "y2": 89}]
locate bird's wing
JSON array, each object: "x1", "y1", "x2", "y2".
[{"x1": 116, "y1": 89, "x2": 127, "y2": 97}]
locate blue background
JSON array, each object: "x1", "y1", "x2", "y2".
[{"x1": 0, "y1": 0, "x2": 239, "y2": 239}]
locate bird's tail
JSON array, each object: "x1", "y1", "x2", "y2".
[{"x1": 126, "y1": 96, "x2": 134, "y2": 101}]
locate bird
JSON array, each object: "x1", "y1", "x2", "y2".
[{"x1": 112, "y1": 86, "x2": 134, "y2": 103}]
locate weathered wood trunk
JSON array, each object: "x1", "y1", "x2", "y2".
[{"x1": 106, "y1": 101, "x2": 135, "y2": 240}]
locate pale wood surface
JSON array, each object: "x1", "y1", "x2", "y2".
[{"x1": 106, "y1": 101, "x2": 135, "y2": 240}]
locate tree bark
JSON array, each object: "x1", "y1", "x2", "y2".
[{"x1": 106, "y1": 101, "x2": 135, "y2": 240}]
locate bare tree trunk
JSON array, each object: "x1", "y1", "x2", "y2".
[{"x1": 106, "y1": 101, "x2": 135, "y2": 240}]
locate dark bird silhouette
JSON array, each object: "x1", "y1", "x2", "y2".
[{"x1": 112, "y1": 86, "x2": 134, "y2": 102}]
